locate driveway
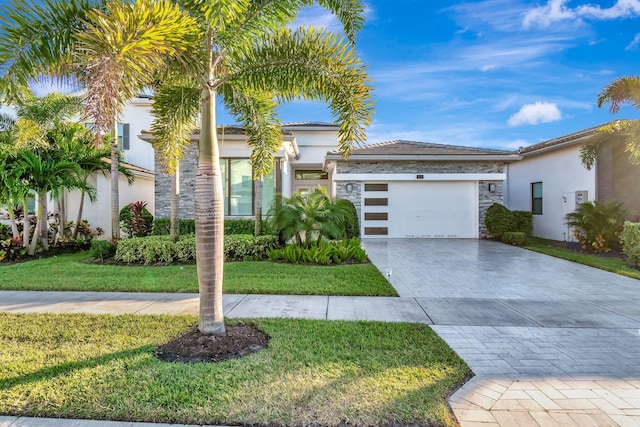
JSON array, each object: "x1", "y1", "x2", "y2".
[{"x1": 363, "y1": 239, "x2": 640, "y2": 427}]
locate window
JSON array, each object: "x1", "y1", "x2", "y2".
[
  {"x1": 295, "y1": 170, "x2": 328, "y2": 180},
  {"x1": 118, "y1": 123, "x2": 130, "y2": 150},
  {"x1": 531, "y1": 182, "x2": 542, "y2": 215},
  {"x1": 364, "y1": 183, "x2": 388, "y2": 192},
  {"x1": 220, "y1": 158, "x2": 278, "y2": 216}
]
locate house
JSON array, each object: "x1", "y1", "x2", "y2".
[
  {"x1": 505, "y1": 122, "x2": 640, "y2": 241},
  {"x1": 151, "y1": 125, "x2": 520, "y2": 239},
  {"x1": 59, "y1": 96, "x2": 157, "y2": 236}
]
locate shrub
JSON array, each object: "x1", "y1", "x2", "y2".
[
  {"x1": 119, "y1": 201, "x2": 153, "y2": 238},
  {"x1": 620, "y1": 221, "x2": 640, "y2": 266},
  {"x1": 335, "y1": 199, "x2": 360, "y2": 239},
  {"x1": 485, "y1": 203, "x2": 517, "y2": 240},
  {"x1": 89, "y1": 240, "x2": 117, "y2": 261},
  {"x1": 225, "y1": 234, "x2": 280, "y2": 261},
  {"x1": 114, "y1": 234, "x2": 278, "y2": 264},
  {"x1": 151, "y1": 219, "x2": 196, "y2": 236},
  {"x1": 267, "y1": 239, "x2": 368, "y2": 265},
  {"x1": 0, "y1": 236, "x2": 25, "y2": 262},
  {"x1": 225, "y1": 219, "x2": 255, "y2": 235},
  {"x1": 566, "y1": 200, "x2": 626, "y2": 253},
  {"x1": 0, "y1": 224, "x2": 11, "y2": 240},
  {"x1": 512, "y1": 211, "x2": 533, "y2": 236},
  {"x1": 502, "y1": 232, "x2": 527, "y2": 246}
]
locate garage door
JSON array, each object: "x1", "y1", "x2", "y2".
[{"x1": 362, "y1": 181, "x2": 478, "y2": 238}]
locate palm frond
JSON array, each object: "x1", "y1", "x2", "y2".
[
  {"x1": 150, "y1": 81, "x2": 201, "y2": 174},
  {"x1": 597, "y1": 75, "x2": 640, "y2": 113},
  {"x1": 226, "y1": 26, "x2": 373, "y2": 158}
]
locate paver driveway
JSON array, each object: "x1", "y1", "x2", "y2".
[{"x1": 363, "y1": 239, "x2": 640, "y2": 427}]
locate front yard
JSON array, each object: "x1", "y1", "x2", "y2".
[
  {"x1": 0, "y1": 252, "x2": 397, "y2": 296},
  {"x1": 0, "y1": 313, "x2": 468, "y2": 427},
  {"x1": 524, "y1": 237, "x2": 640, "y2": 280}
]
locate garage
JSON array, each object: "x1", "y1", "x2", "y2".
[
  {"x1": 326, "y1": 140, "x2": 518, "y2": 239},
  {"x1": 361, "y1": 181, "x2": 478, "y2": 238}
]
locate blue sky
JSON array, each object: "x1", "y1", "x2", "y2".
[
  {"x1": 9, "y1": 0, "x2": 640, "y2": 151},
  {"x1": 265, "y1": 0, "x2": 640, "y2": 150}
]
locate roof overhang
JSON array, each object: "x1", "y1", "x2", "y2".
[{"x1": 324, "y1": 153, "x2": 522, "y2": 162}]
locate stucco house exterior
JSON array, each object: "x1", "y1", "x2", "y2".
[
  {"x1": 151, "y1": 125, "x2": 520, "y2": 239},
  {"x1": 59, "y1": 96, "x2": 156, "y2": 236},
  {"x1": 505, "y1": 122, "x2": 640, "y2": 241}
]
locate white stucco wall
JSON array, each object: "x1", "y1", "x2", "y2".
[
  {"x1": 506, "y1": 144, "x2": 596, "y2": 241},
  {"x1": 66, "y1": 171, "x2": 155, "y2": 237},
  {"x1": 120, "y1": 97, "x2": 155, "y2": 170}
]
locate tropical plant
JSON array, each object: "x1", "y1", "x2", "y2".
[
  {"x1": 566, "y1": 200, "x2": 626, "y2": 253},
  {"x1": 0, "y1": 0, "x2": 372, "y2": 335},
  {"x1": 119, "y1": 201, "x2": 154, "y2": 238},
  {"x1": 620, "y1": 221, "x2": 640, "y2": 267},
  {"x1": 581, "y1": 76, "x2": 640, "y2": 169},
  {"x1": 147, "y1": 2, "x2": 372, "y2": 334},
  {"x1": 270, "y1": 189, "x2": 354, "y2": 247}
]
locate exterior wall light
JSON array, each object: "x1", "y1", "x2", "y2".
[
  {"x1": 346, "y1": 183, "x2": 354, "y2": 194},
  {"x1": 488, "y1": 183, "x2": 496, "y2": 193}
]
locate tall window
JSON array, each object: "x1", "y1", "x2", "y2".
[
  {"x1": 117, "y1": 123, "x2": 130, "y2": 150},
  {"x1": 531, "y1": 182, "x2": 543, "y2": 215},
  {"x1": 220, "y1": 158, "x2": 278, "y2": 216}
]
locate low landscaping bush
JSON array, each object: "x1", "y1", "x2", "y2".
[
  {"x1": 502, "y1": 231, "x2": 527, "y2": 246},
  {"x1": 566, "y1": 200, "x2": 626, "y2": 253},
  {"x1": 512, "y1": 210, "x2": 533, "y2": 236},
  {"x1": 152, "y1": 218, "x2": 196, "y2": 236},
  {"x1": 114, "y1": 234, "x2": 280, "y2": 265},
  {"x1": 224, "y1": 234, "x2": 280, "y2": 261},
  {"x1": 120, "y1": 201, "x2": 153, "y2": 238},
  {"x1": 485, "y1": 203, "x2": 517, "y2": 239},
  {"x1": 268, "y1": 238, "x2": 368, "y2": 265},
  {"x1": 89, "y1": 240, "x2": 117, "y2": 262},
  {"x1": 620, "y1": 221, "x2": 640, "y2": 267},
  {"x1": 152, "y1": 218, "x2": 270, "y2": 236},
  {"x1": 0, "y1": 236, "x2": 24, "y2": 262}
]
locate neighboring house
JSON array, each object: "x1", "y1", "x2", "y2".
[
  {"x1": 57, "y1": 96, "x2": 157, "y2": 236},
  {"x1": 505, "y1": 122, "x2": 640, "y2": 241},
  {"x1": 151, "y1": 125, "x2": 520, "y2": 239},
  {"x1": 1, "y1": 96, "x2": 157, "y2": 237}
]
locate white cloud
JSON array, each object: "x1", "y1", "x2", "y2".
[
  {"x1": 523, "y1": 0, "x2": 640, "y2": 28},
  {"x1": 481, "y1": 64, "x2": 497, "y2": 72},
  {"x1": 626, "y1": 33, "x2": 640, "y2": 50},
  {"x1": 507, "y1": 102, "x2": 562, "y2": 126}
]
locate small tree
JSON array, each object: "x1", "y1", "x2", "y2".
[
  {"x1": 119, "y1": 201, "x2": 154, "y2": 238},
  {"x1": 566, "y1": 200, "x2": 626, "y2": 253}
]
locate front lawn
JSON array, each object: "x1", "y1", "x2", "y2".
[
  {"x1": 0, "y1": 252, "x2": 398, "y2": 296},
  {"x1": 0, "y1": 313, "x2": 468, "y2": 427},
  {"x1": 524, "y1": 237, "x2": 640, "y2": 280}
]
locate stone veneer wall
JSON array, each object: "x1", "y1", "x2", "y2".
[
  {"x1": 155, "y1": 143, "x2": 198, "y2": 219},
  {"x1": 334, "y1": 160, "x2": 506, "y2": 238}
]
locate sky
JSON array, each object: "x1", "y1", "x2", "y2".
[
  {"x1": 265, "y1": 0, "x2": 640, "y2": 150},
  {"x1": 6, "y1": 0, "x2": 640, "y2": 151}
]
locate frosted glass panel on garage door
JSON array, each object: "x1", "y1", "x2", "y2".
[{"x1": 388, "y1": 181, "x2": 477, "y2": 238}]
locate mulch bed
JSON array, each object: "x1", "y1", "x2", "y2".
[
  {"x1": 155, "y1": 323, "x2": 269, "y2": 363},
  {"x1": 543, "y1": 239, "x2": 626, "y2": 260}
]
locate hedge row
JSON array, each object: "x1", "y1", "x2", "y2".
[
  {"x1": 152, "y1": 218, "x2": 269, "y2": 236},
  {"x1": 485, "y1": 203, "x2": 532, "y2": 245},
  {"x1": 114, "y1": 234, "x2": 280, "y2": 265}
]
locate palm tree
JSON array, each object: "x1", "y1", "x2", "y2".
[
  {"x1": 150, "y1": 2, "x2": 373, "y2": 335},
  {"x1": 0, "y1": 0, "x2": 199, "y2": 239},
  {"x1": 581, "y1": 76, "x2": 640, "y2": 169},
  {"x1": 0, "y1": 0, "x2": 373, "y2": 335}
]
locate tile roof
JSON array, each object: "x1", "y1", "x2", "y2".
[
  {"x1": 517, "y1": 122, "x2": 613, "y2": 155},
  {"x1": 331, "y1": 140, "x2": 514, "y2": 156}
]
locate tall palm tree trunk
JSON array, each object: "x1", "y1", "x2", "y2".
[
  {"x1": 28, "y1": 192, "x2": 47, "y2": 255},
  {"x1": 170, "y1": 167, "x2": 179, "y2": 243},
  {"x1": 39, "y1": 192, "x2": 49, "y2": 251},
  {"x1": 56, "y1": 195, "x2": 66, "y2": 242},
  {"x1": 195, "y1": 86, "x2": 225, "y2": 335},
  {"x1": 110, "y1": 138, "x2": 120, "y2": 240},
  {"x1": 8, "y1": 206, "x2": 20, "y2": 238},
  {"x1": 254, "y1": 176, "x2": 262, "y2": 236},
  {"x1": 72, "y1": 187, "x2": 86, "y2": 240},
  {"x1": 22, "y1": 196, "x2": 29, "y2": 248}
]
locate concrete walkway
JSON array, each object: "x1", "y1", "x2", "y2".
[{"x1": 364, "y1": 239, "x2": 640, "y2": 427}]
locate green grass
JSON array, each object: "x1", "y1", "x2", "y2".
[
  {"x1": 524, "y1": 237, "x2": 640, "y2": 280},
  {"x1": 0, "y1": 313, "x2": 468, "y2": 426},
  {"x1": 0, "y1": 252, "x2": 398, "y2": 296}
]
